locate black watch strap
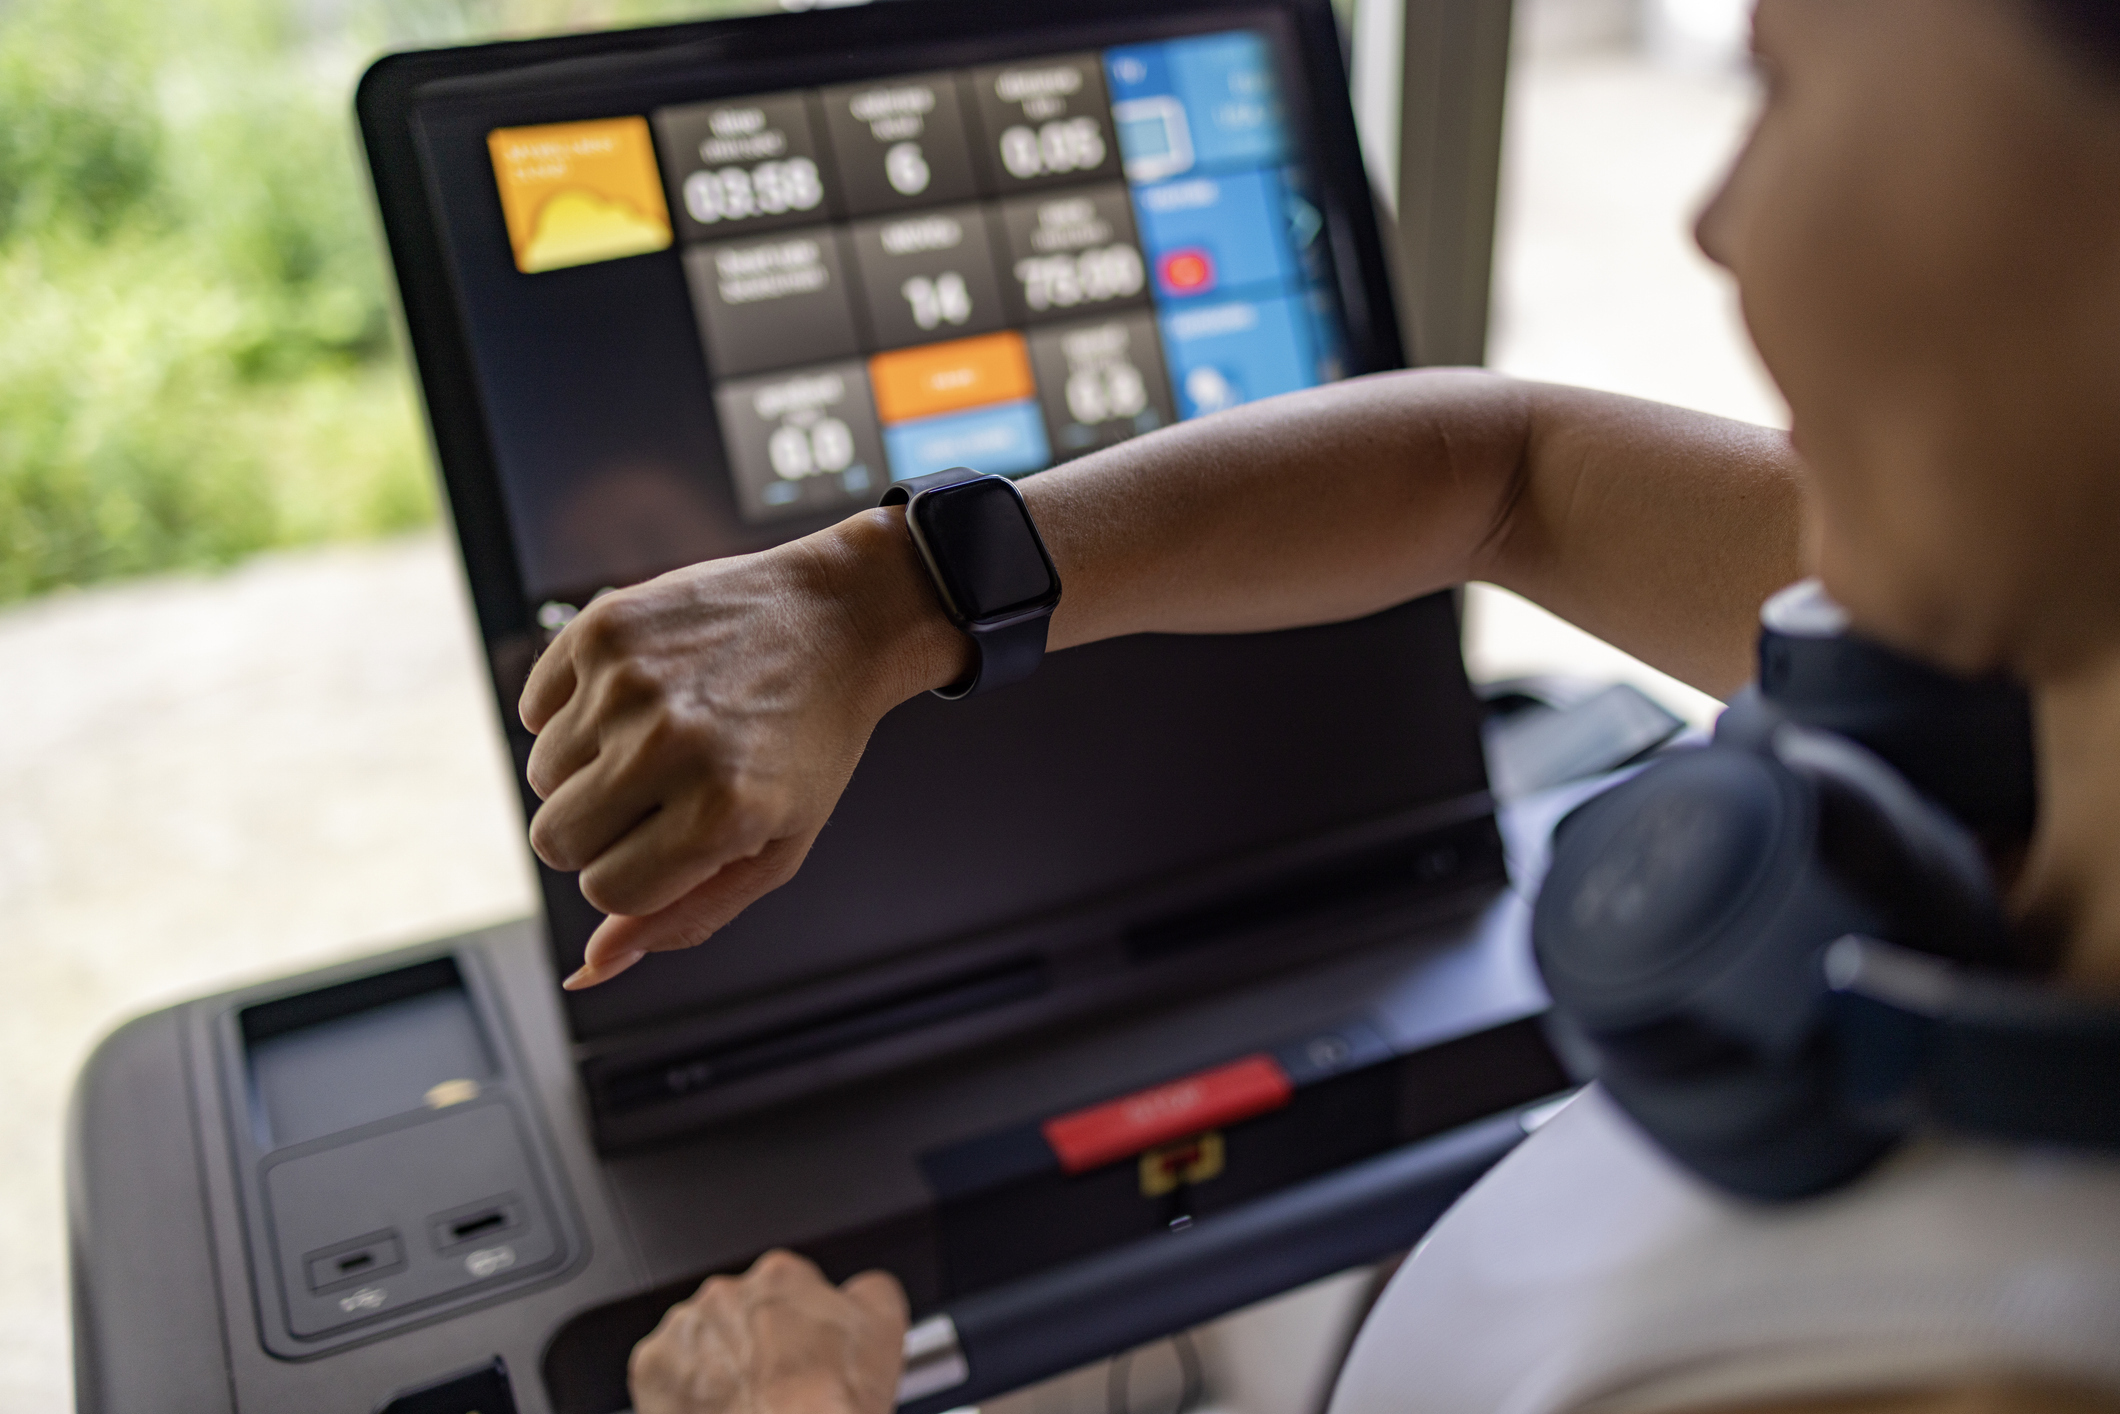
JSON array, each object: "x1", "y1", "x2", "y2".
[
  {"x1": 881, "y1": 469, "x2": 1058, "y2": 701},
  {"x1": 879, "y1": 467, "x2": 988, "y2": 501},
  {"x1": 940, "y1": 607, "x2": 1050, "y2": 700}
]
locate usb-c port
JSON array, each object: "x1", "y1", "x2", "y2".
[{"x1": 304, "y1": 1231, "x2": 405, "y2": 1293}]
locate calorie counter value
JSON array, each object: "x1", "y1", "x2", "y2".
[{"x1": 487, "y1": 30, "x2": 1350, "y2": 525}]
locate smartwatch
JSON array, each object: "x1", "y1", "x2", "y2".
[{"x1": 881, "y1": 467, "x2": 1062, "y2": 699}]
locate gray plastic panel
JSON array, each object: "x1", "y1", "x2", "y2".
[
  {"x1": 62, "y1": 923, "x2": 651, "y2": 1414},
  {"x1": 214, "y1": 946, "x2": 590, "y2": 1362},
  {"x1": 265, "y1": 1102, "x2": 562, "y2": 1337},
  {"x1": 66, "y1": 1010, "x2": 237, "y2": 1414}
]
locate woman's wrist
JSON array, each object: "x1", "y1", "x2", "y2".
[{"x1": 802, "y1": 507, "x2": 975, "y2": 710}]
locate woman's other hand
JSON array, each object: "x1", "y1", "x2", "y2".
[
  {"x1": 630, "y1": 1251, "x2": 909, "y2": 1414},
  {"x1": 519, "y1": 509, "x2": 969, "y2": 989}
]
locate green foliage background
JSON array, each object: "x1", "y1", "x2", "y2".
[{"x1": 0, "y1": 0, "x2": 769, "y2": 603}]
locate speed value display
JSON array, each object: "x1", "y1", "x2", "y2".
[{"x1": 620, "y1": 30, "x2": 1345, "y2": 524}]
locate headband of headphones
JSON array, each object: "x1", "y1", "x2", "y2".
[
  {"x1": 1752, "y1": 580, "x2": 2036, "y2": 845},
  {"x1": 1829, "y1": 935, "x2": 2120, "y2": 1153},
  {"x1": 1533, "y1": 582, "x2": 2120, "y2": 1199}
]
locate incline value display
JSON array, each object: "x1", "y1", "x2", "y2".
[{"x1": 485, "y1": 31, "x2": 1346, "y2": 526}]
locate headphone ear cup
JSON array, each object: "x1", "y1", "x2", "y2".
[
  {"x1": 1534, "y1": 748, "x2": 1845, "y2": 1052},
  {"x1": 1594, "y1": 1030, "x2": 1896, "y2": 1199},
  {"x1": 1533, "y1": 745, "x2": 1903, "y2": 1198}
]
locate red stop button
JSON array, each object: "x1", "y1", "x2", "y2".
[{"x1": 1041, "y1": 1054, "x2": 1294, "y2": 1174}]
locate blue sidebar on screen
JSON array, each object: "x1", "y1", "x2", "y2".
[{"x1": 1106, "y1": 31, "x2": 1345, "y2": 419}]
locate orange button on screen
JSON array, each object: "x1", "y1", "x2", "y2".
[{"x1": 869, "y1": 332, "x2": 1036, "y2": 425}]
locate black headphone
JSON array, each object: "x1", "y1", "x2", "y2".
[{"x1": 1533, "y1": 582, "x2": 2120, "y2": 1200}]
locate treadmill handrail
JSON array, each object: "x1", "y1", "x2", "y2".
[{"x1": 897, "y1": 1103, "x2": 1549, "y2": 1412}]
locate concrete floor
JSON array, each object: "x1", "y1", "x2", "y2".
[
  {"x1": 0, "y1": 537, "x2": 543, "y2": 1407},
  {"x1": 0, "y1": 26, "x2": 1771, "y2": 1414}
]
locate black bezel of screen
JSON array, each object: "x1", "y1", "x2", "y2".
[
  {"x1": 355, "y1": 0, "x2": 1403, "y2": 703},
  {"x1": 913, "y1": 478, "x2": 1063, "y2": 623}
]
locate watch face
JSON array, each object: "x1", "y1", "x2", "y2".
[{"x1": 914, "y1": 477, "x2": 1060, "y2": 622}]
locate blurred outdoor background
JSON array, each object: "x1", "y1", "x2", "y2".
[{"x1": 0, "y1": 0, "x2": 1770, "y2": 1405}]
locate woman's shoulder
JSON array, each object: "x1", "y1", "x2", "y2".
[{"x1": 1328, "y1": 1086, "x2": 2120, "y2": 1414}]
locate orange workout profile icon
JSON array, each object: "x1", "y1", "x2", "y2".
[{"x1": 487, "y1": 116, "x2": 673, "y2": 274}]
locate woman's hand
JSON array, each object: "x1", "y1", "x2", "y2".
[
  {"x1": 519, "y1": 510, "x2": 968, "y2": 989},
  {"x1": 630, "y1": 1251, "x2": 909, "y2": 1414}
]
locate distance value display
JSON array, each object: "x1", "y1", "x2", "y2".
[{"x1": 489, "y1": 29, "x2": 1347, "y2": 527}]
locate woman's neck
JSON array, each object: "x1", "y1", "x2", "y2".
[{"x1": 2017, "y1": 644, "x2": 2120, "y2": 991}]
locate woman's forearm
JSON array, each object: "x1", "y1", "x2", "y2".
[
  {"x1": 1024, "y1": 368, "x2": 1530, "y2": 646},
  {"x1": 825, "y1": 368, "x2": 1807, "y2": 704}
]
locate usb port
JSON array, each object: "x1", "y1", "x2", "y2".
[
  {"x1": 430, "y1": 1194, "x2": 522, "y2": 1251},
  {"x1": 304, "y1": 1231, "x2": 405, "y2": 1293},
  {"x1": 450, "y1": 1210, "x2": 507, "y2": 1241}
]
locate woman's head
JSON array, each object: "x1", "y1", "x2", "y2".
[{"x1": 1695, "y1": 0, "x2": 2120, "y2": 681}]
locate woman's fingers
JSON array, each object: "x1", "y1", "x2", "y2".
[
  {"x1": 522, "y1": 691, "x2": 602, "y2": 800},
  {"x1": 525, "y1": 751, "x2": 674, "y2": 875},
  {"x1": 563, "y1": 841, "x2": 812, "y2": 990},
  {"x1": 561, "y1": 938, "x2": 648, "y2": 991},
  {"x1": 840, "y1": 1269, "x2": 910, "y2": 1330},
  {"x1": 838, "y1": 1268, "x2": 912, "y2": 1411},
  {"x1": 629, "y1": 1249, "x2": 909, "y2": 1414},
  {"x1": 519, "y1": 631, "x2": 579, "y2": 734},
  {"x1": 574, "y1": 790, "x2": 783, "y2": 917},
  {"x1": 526, "y1": 622, "x2": 684, "y2": 801}
]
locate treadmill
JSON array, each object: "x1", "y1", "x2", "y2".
[{"x1": 65, "y1": 3, "x2": 1577, "y2": 1411}]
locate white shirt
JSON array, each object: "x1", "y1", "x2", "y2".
[{"x1": 1328, "y1": 1086, "x2": 2120, "y2": 1414}]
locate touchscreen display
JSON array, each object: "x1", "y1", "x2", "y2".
[{"x1": 452, "y1": 29, "x2": 1347, "y2": 599}]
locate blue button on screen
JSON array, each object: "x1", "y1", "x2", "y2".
[
  {"x1": 1158, "y1": 294, "x2": 1316, "y2": 417},
  {"x1": 1105, "y1": 43, "x2": 1175, "y2": 105},
  {"x1": 1107, "y1": 34, "x2": 1289, "y2": 179},
  {"x1": 1168, "y1": 32, "x2": 1288, "y2": 171},
  {"x1": 1108, "y1": 30, "x2": 1342, "y2": 426},
  {"x1": 884, "y1": 400, "x2": 1052, "y2": 480},
  {"x1": 1133, "y1": 169, "x2": 1294, "y2": 300}
]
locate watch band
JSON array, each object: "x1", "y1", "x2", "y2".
[
  {"x1": 880, "y1": 466, "x2": 988, "y2": 501},
  {"x1": 941, "y1": 605, "x2": 1051, "y2": 700},
  {"x1": 881, "y1": 469, "x2": 1058, "y2": 700}
]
